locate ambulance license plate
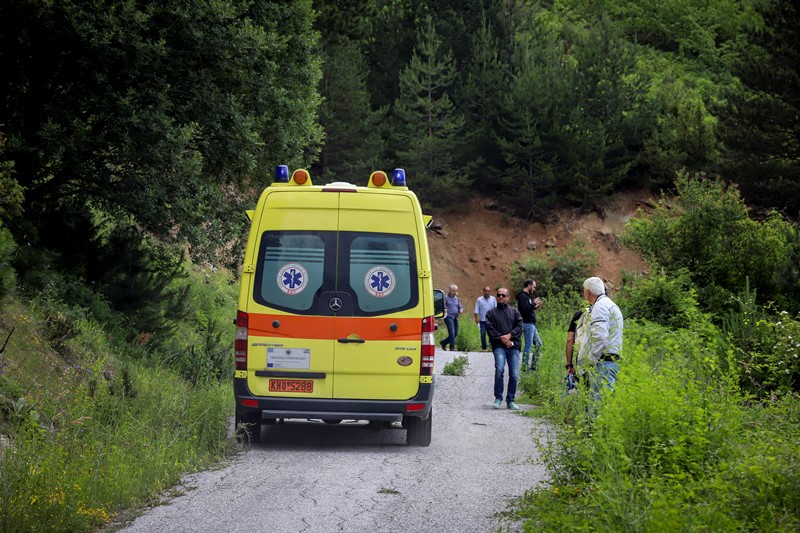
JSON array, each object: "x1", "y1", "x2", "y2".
[{"x1": 269, "y1": 379, "x2": 313, "y2": 393}]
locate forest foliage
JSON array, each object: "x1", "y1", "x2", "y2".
[
  {"x1": 1, "y1": 1, "x2": 799, "y2": 530},
  {"x1": 1, "y1": 0, "x2": 798, "y2": 277}
]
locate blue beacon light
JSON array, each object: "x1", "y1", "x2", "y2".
[
  {"x1": 275, "y1": 165, "x2": 290, "y2": 183},
  {"x1": 391, "y1": 168, "x2": 406, "y2": 187}
]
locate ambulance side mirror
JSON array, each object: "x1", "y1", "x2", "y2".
[{"x1": 433, "y1": 289, "x2": 446, "y2": 319}]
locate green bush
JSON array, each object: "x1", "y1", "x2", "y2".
[
  {"x1": 618, "y1": 268, "x2": 707, "y2": 329},
  {"x1": 717, "y1": 282, "x2": 800, "y2": 397},
  {"x1": 511, "y1": 316, "x2": 800, "y2": 531},
  {"x1": 533, "y1": 291, "x2": 585, "y2": 331},
  {"x1": 17, "y1": 248, "x2": 236, "y2": 385},
  {"x1": 0, "y1": 223, "x2": 17, "y2": 300},
  {"x1": 623, "y1": 172, "x2": 800, "y2": 314},
  {"x1": 156, "y1": 265, "x2": 237, "y2": 383},
  {"x1": 509, "y1": 240, "x2": 597, "y2": 299},
  {"x1": 442, "y1": 355, "x2": 470, "y2": 376}
]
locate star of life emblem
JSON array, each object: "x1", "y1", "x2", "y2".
[
  {"x1": 365, "y1": 266, "x2": 395, "y2": 298},
  {"x1": 277, "y1": 263, "x2": 308, "y2": 295}
]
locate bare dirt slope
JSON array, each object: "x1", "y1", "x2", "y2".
[{"x1": 427, "y1": 190, "x2": 653, "y2": 301}]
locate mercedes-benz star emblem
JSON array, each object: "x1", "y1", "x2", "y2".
[{"x1": 329, "y1": 297, "x2": 343, "y2": 312}]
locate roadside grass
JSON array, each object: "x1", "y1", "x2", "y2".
[
  {"x1": 512, "y1": 313, "x2": 800, "y2": 531},
  {"x1": 442, "y1": 355, "x2": 470, "y2": 376},
  {"x1": 0, "y1": 266, "x2": 236, "y2": 531}
]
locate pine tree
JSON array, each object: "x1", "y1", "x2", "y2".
[
  {"x1": 392, "y1": 16, "x2": 467, "y2": 207},
  {"x1": 494, "y1": 27, "x2": 570, "y2": 215},
  {"x1": 316, "y1": 41, "x2": 385, "y2": 183},
  {"x1": 563, "y1": 14, "x2": 653, "y2": 204},
  {"x1": 459, "y1": 15, "x2": 511, "y2": 192},
  {"x1": 716, "y1": 1, "x2": 800, "y2": 215}
]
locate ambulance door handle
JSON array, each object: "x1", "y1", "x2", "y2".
[{"x1": 337, "y1": 338, "x2": 365, "y2": 344}]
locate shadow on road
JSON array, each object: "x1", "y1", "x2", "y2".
[{"x1": 244, "y1": 419, "x2": 411, "y2": 450}]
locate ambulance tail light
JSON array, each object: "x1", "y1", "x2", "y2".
[
  {"x1": 420, "y1": 315, "x2": 435, "y2": 376},
  {"x1": 235, "y1": 311, "x2": 249, "y2": 370}
]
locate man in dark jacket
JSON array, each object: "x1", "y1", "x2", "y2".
[
  {"x1": 517, "y1": 279, "x2": 543, "y2": 371},
  {"x1": 485, "y1": 288, "x2": 524, "y2": 410}
]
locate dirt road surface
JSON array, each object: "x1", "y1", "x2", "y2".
[{"x1": 118, "y1": 350, "x2": 548, "y2": 532}]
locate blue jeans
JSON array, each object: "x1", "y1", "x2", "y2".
[
  {"x1": 479, "y1": 321, "x2": 488, "y2": 349},
  {"x1": 443, "y1": 316, "x2": 459, "y2": 350},
  {"x1": 493, "y1": 346, "x2": 520, "y2": 404},
  {"x1": 588, "y1": 361, "x2": 620, "y2": 416},
  {"x1": 522, "y1": 323, "x2": 543, "y2": 369}
]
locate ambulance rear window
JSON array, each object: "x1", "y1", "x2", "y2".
[
  {"x1": 348, "y1": 235, "x2": 414, "y2": 313},
  {"x1": 256, "y1": 232, "x2": 328, "y2": 312},
  {"x1": 253, "y1": 230, "x2": 418, "y2": 316}
]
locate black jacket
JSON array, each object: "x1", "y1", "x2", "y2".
[
  {"x1": 516, "y1": 290, "x2": 537, "y2": 324},
  {"x1": 485, "y1": 304, "x2": 524, "y2": 350}
]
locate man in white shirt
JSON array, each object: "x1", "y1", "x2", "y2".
[
  {"x1": 473, "y1": 286, "x2": 497, "y2": 351},
  {"x1": 575, "y1": 276, "x2": 623, "y2": 402}
]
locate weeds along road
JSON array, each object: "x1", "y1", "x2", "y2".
[{"x1": 119, "y1": 350, "x2": 549, "y2": 533}]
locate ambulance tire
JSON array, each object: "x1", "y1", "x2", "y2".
[
  {"x1": 405, "y1": 411, "x2": 432, "y2": 446},
  {"x1": 235, "y1": 410, "x2": 262, "y2": 444}
]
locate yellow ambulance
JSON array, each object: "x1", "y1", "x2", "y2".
[{"x1": 234, "y1": 166, "x2": 444, "y2": 446}]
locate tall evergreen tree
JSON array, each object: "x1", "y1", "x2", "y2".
[
  {"x1": 716, "y1": 0, "x2": 800, "y2": 216},
  {"x1": 494, "y1": 23, "x2": 570, "y2": 215},
  {"x1": 316, "y1": 41, "x2": 385, "y2": 183},
  {"x1": 392, "y1": 16, "x2": 467, "y2": 207},
  {"x1": 641, "y1": 78, "x2": 718, "y2": 186},
  {"x1": 365, "y1": 0, "x2": 432, "y2": 109},
  {"x1": 459, "y1": 15, "x2": 511, "y2": 192},
  {"x1": 563, "y1": 14, "x2": 653, "y2": 203}
]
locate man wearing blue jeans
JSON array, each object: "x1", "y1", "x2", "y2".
[
  {"x1": 473, "y1": 286, "x2": 497, "y2": 350},
  {"x1": 517, "y1": 279, "x2": 543, "y2": 371},
  {"x1": 574, "y1": 277, "x2": 624, "y2": 414},
  {"x1": 440, "y1": 284, "x2": 464, "y2": 351},
  {"x1": 485, "y1": 288, "x2": 524, "y2": 410}
]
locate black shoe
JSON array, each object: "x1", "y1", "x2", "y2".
[{"x1": 440, "y1": 340, "x2": 447, "y2": 350}]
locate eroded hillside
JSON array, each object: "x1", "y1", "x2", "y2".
[{"x1": 428, "y1": 190, "x2": 653, "y2": 300}]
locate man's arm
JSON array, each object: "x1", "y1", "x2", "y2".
[{"x1": 566, "y1": 332, "x2": 575, "y2": 364}]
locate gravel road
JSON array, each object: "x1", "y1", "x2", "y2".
[{"x1": 119, "y1": 350, "x2": 549, "y2": 532}]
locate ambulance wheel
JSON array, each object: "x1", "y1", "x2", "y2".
[
  {"x1": 405, "y1": 411, "x2": 432, "y2": 447},
  {"x1": 235, "y1": 409, "x2": 262, "y2": 444}
]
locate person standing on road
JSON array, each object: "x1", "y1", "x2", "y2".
[
  {"x1": 485, "y1": 288, "x2": 524, "y2": 410},
  {"x1": 441, "y1": 284, "x2": 464, "y2": 351},
  {"x1": 574, "y1": 277, "x2": 623, "y2": 404},
  {"x1": 517, "y1": 279, "x2": 543, "y2": 371},
  {"x1": 474, "y1": 286, "x2": 497, "y2": 351}
]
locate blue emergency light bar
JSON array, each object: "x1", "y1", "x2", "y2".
[
  {"x1": 275, "y1": 165, "x2": 290, "y2": 183},
  {"x1": 392, "y1": 168, "x2": 406, "y2": 187}
]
